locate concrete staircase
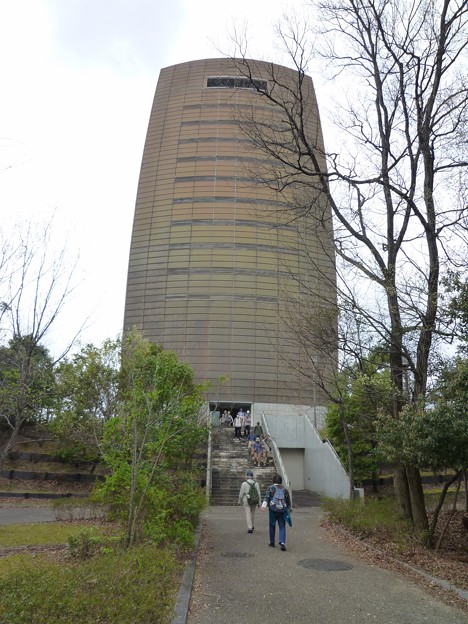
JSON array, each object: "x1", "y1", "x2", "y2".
[{"x1": 210, "y1": 427, "x2": 277, "y2": 505}]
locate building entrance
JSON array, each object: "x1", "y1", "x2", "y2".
[{"x1": 209, "y1": 402, "x2": 252, "y2": 427}]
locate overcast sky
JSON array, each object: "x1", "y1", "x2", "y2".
[{"x1": 0, "y1": 0, "x2": 317, "y2": 355}]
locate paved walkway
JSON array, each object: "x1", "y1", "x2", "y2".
[
  {"x1": 187, "y1": 505, "x2": 467, "y2": 624},
  {"x1": 0, "y1": 505, "x2": 56, "y2": 525},
  {"x1": 3, "y1": 500, "x2": 467, "y2": 623}
]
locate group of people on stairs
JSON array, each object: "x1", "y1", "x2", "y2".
[{"x1": 221, "y1": 408, "x2": 273, "y2": 467}]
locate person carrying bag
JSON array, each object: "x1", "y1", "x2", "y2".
[{"x1": 261, "y1": 473, "x2": 292, "y2": 550}]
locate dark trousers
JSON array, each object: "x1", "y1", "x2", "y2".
[{"x1": 269, "y1": 510, "x2": 286, "y2": 544}]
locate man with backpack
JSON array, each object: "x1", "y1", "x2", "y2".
[
  {"x1": 238, "y1": 470, "x2": 261, "y2": 534},
  {"x1": 261, "y1": 474, "x2": 292, "y2": 551},
  {"x1": 253, "y1": 421, "x2": 263, "y2": 437}
]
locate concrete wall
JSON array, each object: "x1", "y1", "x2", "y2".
[
  {"x1": 280, "y1": 448, "x2": 305, "y2": 490},
  {"x1": 255, "y1": 403, "x2": 308, "y2": 446},
  {"x1": 258, "y1": 405, "x2": 350, "y2": 499},
  {"x1": 303, "y1": 416, "x2": 350, "y2": 498},
  {"x1": 302, "y1": 406, "x2": 327, "y2": 431}
]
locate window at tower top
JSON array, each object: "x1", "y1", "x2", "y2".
[{"x1": 206, "y1": 76, "x2": 267, "y2": 91}]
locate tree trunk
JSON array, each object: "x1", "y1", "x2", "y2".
[
  {"x1": 429, "y1": 471, "x2": 460, "y2": 543},
  {"x1": 464, "y1": 469, "x2": 468, "y2": 513},
  {"x1": 371, "y1": 470, "x2": 379, "y2": 494},
  {"x1": 0, "y1": 421, "x2": 21, "y2": 472},
  {"x1": 393, "y1": 465, "x2": 413, "y2": 522},
  {"x1": 125, "y1": 418, "x2": 140, "y2": 548},
  {"x1": 339, "y1": 404, "x2": 355, "y2": 500},
  {"x1": 436, "y1": 475, "x2": 462, "y2": 553},
  {"x1": 406, "y1": 463, "x2": 429, "y2": 542}
]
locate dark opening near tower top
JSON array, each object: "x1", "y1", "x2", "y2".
[{"x1": 206, "y1": 76, "x2": 267, "y2": 90}]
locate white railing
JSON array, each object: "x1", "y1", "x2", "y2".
[
  {"x1": 303, "y1": 411, "x2": 352, "y2": 499},
  {"x1": 304, "y1": 412, "x2": 346, "y2": 470},
  {"x1": 261, "y1": 412, "x2": 293, "y2": 507},
  {"x1": 205, "y1": 407, "x2": 213, "y2": 502}
]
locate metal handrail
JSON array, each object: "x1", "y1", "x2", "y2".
[
  {"x1": 205, "y1": 409, "x2": 213, "y2": 503},
  {"x1": 305, "y1": 411, "x2": 348, "y2": 472},
  {"x1": 261, "y1": 412, "x2": 293, "y2": 507},
  {"x1": 304, "y1": 411, "x2": 360, "y2": 499}
]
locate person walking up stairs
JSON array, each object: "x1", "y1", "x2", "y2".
[{"x1": 210, "y1": 426, "x2": 276, "y2": 505}]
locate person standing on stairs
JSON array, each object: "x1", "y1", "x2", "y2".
[
  {"x1": 243, "y1": 410, "x2": 251, "y2": 438},
  {"x1": 238, "y1": 470, "x2": 261, "y2": 533},
  {"x1": 246, "y1": 430, "x2": 256, "y2": 455},
  {"x1": 252, "y1": 437, "x2": 263, "y2": 466},
  {"x1": 254, "y1": 421, "x2": 263, "y2": 437},
  {"x1": 233, "y1": 412, "x2": 243, "y2": 439},
  {"x1": 260, "y1": 435, "x2": 271, "y2": 466}
]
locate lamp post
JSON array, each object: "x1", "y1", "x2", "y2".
[{"x1": 310, "y1": 356, "x2": 317, "y2": 428}]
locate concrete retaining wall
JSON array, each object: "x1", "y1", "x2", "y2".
[
  {"x1": 0, "y1": 470, "x2": 103, "y2": 483},
  {"x1": 256, "y1": 405, "x2": 350, "y2": 499}
]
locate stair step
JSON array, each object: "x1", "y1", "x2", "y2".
[{"x1": 209, "y1": 428, "x2": 277, "y2": 506}]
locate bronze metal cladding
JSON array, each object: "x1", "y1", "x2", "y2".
[{"x1": 124, "y1": 58, "x2": 336, "y2": 405}]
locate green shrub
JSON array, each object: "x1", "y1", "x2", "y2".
[
  {"x1": 0, "y1": 523, "x2": 101, "y2": 549},
  {"x1": 322, "y1": 496, "x2": 412, "y2": 537},
  {"x1": 92, "y1": 463, "x2": 133, "y2": 518},
  {"x1": 168, "y1": 520, "x2": 197, "y2": 546},
  {"x1": 93, "y1": 467, "x2": 205, "y2": 546},
  {"x1": 68, "y1": 527, "x2": 121, "y2": 559},
  {"x1": 0, "y1": 545, "x2": 183, "y2": 624}
]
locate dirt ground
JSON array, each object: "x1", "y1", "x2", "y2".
[
  {"x1": 0, "y1": 476, "x2": 94, "y2": 498},
  {"x1": 323, "y1": 509, "x2": 468, "y2": 613},
  {"x1": 1, "y1": 468, "x2": 466, "y2": 612}
]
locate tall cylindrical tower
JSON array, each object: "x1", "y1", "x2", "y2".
[{"x1": 124, "y1": 58, "x2": 335, "y2": 409}]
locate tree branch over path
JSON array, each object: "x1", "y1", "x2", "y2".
[{"x1": 228, "y1": 0, "x2": 468, "y2": 535}]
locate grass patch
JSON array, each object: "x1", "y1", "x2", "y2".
[
  {"x1": 323, "y1": 489, "x2": 467, "y2": 543},
  {"x1": 0, "y1": 522, "x2": 112, "y2": 548},
  {"x1": 424, "y1": 487, "x2": 467, "y2": 511},
  {"x1": 0, "y1": 554, "x2": 42, "y2": 578},
  {"x1": 0, "y1": 544, "x2": 185, "y2": 624},
  {"x1": 420, "y1": 469, "x2": 456, "y2": 477},
  {"x1": 322, "y1": 496, "x2": 412, "y2": 538}
]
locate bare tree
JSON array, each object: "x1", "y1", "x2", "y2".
[
  {"x1": 282, "y1": 287, "x2": 396, "y2": 499},
  {"x1": 229, "y1": 0, "x2": 468, "y2": 535},
  {"x1": 0, "y1": 221, "x2": 81, "y2": 470}
]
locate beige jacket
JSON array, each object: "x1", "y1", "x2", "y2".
[{"x1": 238, "y1": 478, "x2": 261, "y2": 505}]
